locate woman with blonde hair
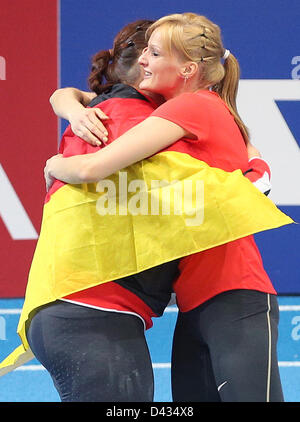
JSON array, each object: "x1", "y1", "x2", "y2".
[{"x1": 137, "y1": 13, "x2": 284, "y2": 402}]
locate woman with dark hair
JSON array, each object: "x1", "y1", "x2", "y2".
[{"x1": 1, "y1": 19, "x2": 179, "y2": 403}]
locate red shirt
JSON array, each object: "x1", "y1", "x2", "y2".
[{"x1": 152, "y1": 89, "x2": 276, "y2": 312}]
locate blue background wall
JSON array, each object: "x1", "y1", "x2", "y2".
[{"x1": 59, "y1": 0, "x2": 300, "y2": 293}]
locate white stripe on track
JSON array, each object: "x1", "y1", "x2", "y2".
[
  {"x1": 13, "y1": 361, "x2": 300, "y2": 371},
  {"x1": 0, "y1": 309, "x2": 21, "y2": 314},
  {"x1": 153, "y1": 363, "x2": 171, "y2": 369},
  {"x1": 16, "y1": 363, "x2": 173, "y2": 371},
  {"x1": 279, "y1": 305, "x2": 300, "y2": 311},
  {"x1": 278, "y1": 361, "x2": 300, "y2": 367},
  {"x1": 16, "y1": 365, "x2": 46, "y2": 371}
]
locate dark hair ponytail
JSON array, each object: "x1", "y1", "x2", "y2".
[
  {"x1": 88, "y1": 19, "x2": 154, "y2": 95},
  {"x1": 88, "y1": 49, "x2": 113, "y2": 94}
]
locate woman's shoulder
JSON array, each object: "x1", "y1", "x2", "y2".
[
  {"x1": 165, "y1": 89, "x2": 221, "y2": 108},
  {"x1": 152, "y1": 90, "x2": 219, "y2": 118}
]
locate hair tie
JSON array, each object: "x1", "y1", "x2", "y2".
[{"x1": 222, "y1": 49, "x2": 230, "y2": 60}]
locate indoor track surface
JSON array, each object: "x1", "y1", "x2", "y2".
[{"x1": 0, "y1": 296, "x2": 299, "y2": 402}]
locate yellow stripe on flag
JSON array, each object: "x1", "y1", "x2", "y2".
[{"x1": 0, "y1": 151, "x2": 294, "y2": 373}]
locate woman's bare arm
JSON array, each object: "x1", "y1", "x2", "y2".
[
  {"x1": 50, "y1": 87, "x2": 95, "y2": 118},
  {"x1": 44, "y1": 113, "x2": 268, "y2": 191},
  {"x1": 45, "y1": 116, "x2": 189, "y2": 188},
  {"x1": 50, "y1": 87, "x2": 109, "y2": 145}
]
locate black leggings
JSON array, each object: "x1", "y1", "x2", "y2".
[
  {"x1": 171, "y1": 290, "x2": 284, "y2": 402},
  {"x1": 26, "y1": 301, "x2": 154, "y2": 402}
]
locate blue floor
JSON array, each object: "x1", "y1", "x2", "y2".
[{"x1": 0, "y1": 296, "x2": 299, "y2": 402}]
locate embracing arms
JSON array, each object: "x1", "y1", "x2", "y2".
[
  {"x1": 49, "y1": 87, "x2": 96, "y2": 119},
  {"x1": 50, "y1": 88, "x2": 109, "y2": 145},
  {"x1": 47, "y1": 87, "x2": 270, "y2": 193},
  {"x1": 45, "y1": 116, "x2": 188, "y2": 188}
]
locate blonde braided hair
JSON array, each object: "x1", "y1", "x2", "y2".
[{"x1": 146, "y1": 13, "x2": 249, "y2": 144}]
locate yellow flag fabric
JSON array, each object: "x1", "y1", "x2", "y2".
[{"x1": 0, "y1": 151, "x2": 294, "y2": 375}]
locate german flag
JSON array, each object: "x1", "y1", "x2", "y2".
[{"x1": 0, "y1": 86, "x2": 294, "y2": 375}]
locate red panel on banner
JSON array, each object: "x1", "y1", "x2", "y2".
[{"x1": 0, "y1": 1, "x2": 59, "y2": 297}]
